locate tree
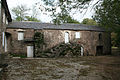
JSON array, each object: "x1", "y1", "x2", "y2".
[
  {"x1": 12, "y1": 5, "x2": 30, "y2": 21},
  {"x1": 93, "y1": 0, "x2": 120, "y2": 47},
  {"x1": 39, "y1": 0, "x2": 94, "y2": 24},
  {"x1": 12, "y1": 5, "x2": 40, "y2": 22},
  {"x1": 81, "y1": 18, "x2": 97, "y2": 25},
  {"x1": 25, "y1": 16, "x2": 40, "y2": 22},
  {"x1": 52, "y1": 15, "x2": 80, "y2": 24}
]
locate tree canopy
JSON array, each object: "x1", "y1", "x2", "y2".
[
  {"x1": 81, "y1": 18, "x2": 97, "y2": 25},
  {"x1": 12, "y1": 5, "x2": 40, "y2": 22},
  {"x1": 39, "y1": 0, "x2": 93, "y2": 24},
  {"x1": 93, "y1": 0, "x2": 120, "y2": 47},
  {"x1": 52, "y1": 15, "x2": 80, "y2": 24},
  {"x1": 93, "y1": 0, "x2": 120, "y2": 32}
]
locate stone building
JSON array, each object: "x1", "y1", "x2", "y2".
[
  {"x1": 0, "y1": 0, "x2": 12, "y2": 64},
  {"x1": 6, "y1": 22, "x2": 111, "y2": 57},
  {"x1": 0, "y1": 0, "x2": 111, "y2": 58},
  {"x1": 0, "y1": 0, "x2": 12, "y2": 54}
]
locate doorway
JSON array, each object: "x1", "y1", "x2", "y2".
[
  {"x1": 27, "y1": 46, "x2": 34, "y2": 58},
  {"x1": 81, "y1": 47, "x2": 84, "y2": 56},
  {"x1": 65, "y1": 32, "x2": 69, "y2": 43},
  {"x1": 96, "y1": 46, "x2": 103, "y2": 55},
  {"x1": 5, "y1": 35, "x2": 7, "y2": 52}
]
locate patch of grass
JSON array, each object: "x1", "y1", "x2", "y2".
[
  {"x1": 10, "y1": 53, "x2": 26, "y2": 58},
  {"x1": 112, "y1": 46, "x2": 118, "y2": 49}
]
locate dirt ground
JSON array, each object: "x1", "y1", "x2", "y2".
[{"x1": 1, "y1": 56, "x2": 120, "y2": 80}]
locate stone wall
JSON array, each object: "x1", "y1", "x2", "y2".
[
  {"x1": 6, "y1": 28, "x2": 35, "y2": 55},
  {"x1": 0, "y1": 4, "x2": 9, "y2": 65},
  {"x1": 0, "y1": 4, "x2": 10, "y2": 53},
  {"x1": 6, "y1": 28, "x2": 111, "y2": 56},
  {"x1": 41, "y1": 30, "x2": 111, "y2": 56}
]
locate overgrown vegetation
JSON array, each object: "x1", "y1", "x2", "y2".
[
  {"x1": 34, "y1": 32, "x2": 44, "y2": 48},
  {"x1": 34, "y1": 32, "x2": 45, "y2": 57},
  {"x1": 93, "y1": 0, "x2": 120, "y2": 48},
  {"x1": 36, "y1": 42, "x2": 83, "y2": 58}
]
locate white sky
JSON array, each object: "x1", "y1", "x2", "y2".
[{"x1": 7, "y1": 0, "x2": 96, "y2": 23}]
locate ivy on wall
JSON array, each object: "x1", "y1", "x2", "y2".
[
  {"x1": 34, "y1": 32, "x2": 45, "y2": 57},
  {"x1": 34, "y1": 32, "x2": 44, "y2": 48}
]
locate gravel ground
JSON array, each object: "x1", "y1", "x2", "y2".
[{"x1": 1, "y1": 56, "x2": 120, "y2": 80}]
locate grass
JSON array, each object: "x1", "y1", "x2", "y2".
[
  {"x1": 10, "y1": 53, "x2": 27, "y2": 58},
  {"x1": 112, "y1": 46, "x2": 118, "y2": 49}
]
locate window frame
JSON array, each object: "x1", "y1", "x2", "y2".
[
  {"x1": 18, "y1": 31, "x2": 24, "y2": 40},
  {"x1": 65, "y1": 32, "x2": 69, "y2": 43},
  {"x1": 75, "y1": 32, "x2": 80, "y2": 38}
]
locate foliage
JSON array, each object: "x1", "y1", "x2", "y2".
[
  {"x1": 52, "y1": 15, "x2": 80, "y2": 24},
  {"x1": 81, "y1": 18, "x2": 97, "y2": 25},
  {"x1": 12, "y1": 5, "x2": 40, "y2": 22},
  {"x1": 12, "y1": 5, "x2": 30, "y2": 21},
  {"x1": 10, "y1": 53, "x2": 26, "y2": 58},
  {"x1": 94, "y1": 0, "x2": 120, "y2": 31},
  {"x1": 40, "y1": 0, "x2": 93, "y2": 24},
  {"x1": 93, "y1": 0, "x2": 120, "y2": 47},
  {"x1": 25, "y1": 16, "x2": 40, "y2": 22},
  {"x1": 34, "y1": 32, "x2": 44, "y2": 48}
]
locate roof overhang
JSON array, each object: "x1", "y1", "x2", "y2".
[{"x1": 2, "y1": 0, "x2": 12, "y2": 22}]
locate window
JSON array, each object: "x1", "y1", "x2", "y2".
[
  {"x1": 18, "y1": 32, "x2": 24, "y2": 40},
  {"x1": 65, "y1": 32, "x2": 69, "y2": 43},
  {"x1": 99, "y1": 33, "x2": 102, "y2": 40},
  {"x1": 75, "y1": 32, "x2": 80, "y2": 38}
]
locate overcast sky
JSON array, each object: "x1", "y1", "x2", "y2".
[{"x1": 7, "y1": 0, "x2": 96, "y2": 23}]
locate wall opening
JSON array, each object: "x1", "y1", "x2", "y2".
[
  {"x1": 75, "y1": 32, "x2": 80, "y2": 38},
  {"x1": 27, "y1": 46, "x2": 34, "y2": 58},
  {"x1": 81, "y1": 47, "x2": 84, "y2": 56},
  {"x1": 65, "y1": 32, "x2": 69, "y2": 43},
  {"x1": 18, "y1": 31, "x2": 24, "y2": 40},
  {"x1": 5, "y1": 35, "x2": 7, "y2": 52},
  {"x1": 2, "y1": 32, "x2": 5, "y2": 47},
  {"x1": 96, "y1": 46, "x2": 103, "y2": 55},
  {"x1": 98, "y1": 33, "x2": 102, "y2": 40}
]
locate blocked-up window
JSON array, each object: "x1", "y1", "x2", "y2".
[
  {"x1": 18, "y1": 32, "x2": 24, "y2": 40},
  {"x1": 75, "y1": 32, "x2": 80, "y2": 38}
]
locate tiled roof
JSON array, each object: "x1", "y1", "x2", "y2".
[{"x1": 7, "y1": 22, "x2": 105, "y2": 31}]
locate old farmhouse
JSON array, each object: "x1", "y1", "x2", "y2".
[{"x1": 0, "y1": 0, "x2": 111, "y2": 58}]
